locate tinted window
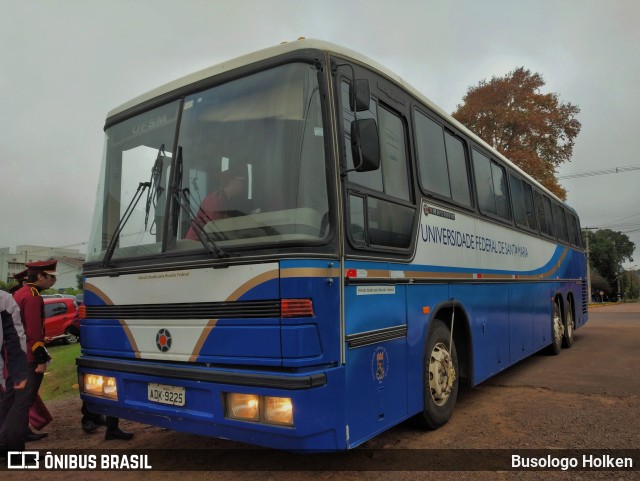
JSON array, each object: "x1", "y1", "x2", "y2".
[
  {"x1": 492, "y1": 163, "x2": 510, "y2": 220},
  {"x1": 342, "y1": 79, "x2": 415, "y2": 251},
  {"x1": 566, "y1": 212, "x2": 579, "y2": 246},
  {"x1": 445, "y1": 133, "x2": 471, "y2": 205},
  {"x1": 509, "y1": 175, "x2": 537, "y2": 231},
  {"x1": 473, "y1": 150, "x2": 496, "y2": 215},
  {"x1": 553, "y1": 204, "x2": 569, "y2": 242},
  {"x1": 543, "y1": 196, "x2": 555, "y2": 237},
  {"x1": 534, "y1": 191, "x2": 552, "y2": 236},
  {"x1": 415, "y1": 112, "x2": 450, "y2": 197},
  {"x1": 367, "y1": 197, "x2": 414, "y2": 249},
  {"x1": 522, "y1": 182, "x2": 537, "y2": 230},
  {"x1": 378, "y1": 106, "x2": 410, "y2": 201},
  {"x1": 415, "y1": 111, "x2": 471, "y2": 206},
  {"x1": 509, "y1": 175, "x2": 527, "y2": 226}
]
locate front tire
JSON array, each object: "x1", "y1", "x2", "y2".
[
  {"x1": 548, "y1": 299, "x2": 563, "y2": 355},
  {"x1": 418, "y1": 320, "x2": 459, "y2": 430}
]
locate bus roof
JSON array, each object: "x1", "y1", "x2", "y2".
[{"x1": 107, "y1": 38, "x2": 567, "y2": 207}]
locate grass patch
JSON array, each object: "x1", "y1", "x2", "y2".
[{"x1": 40, "y1": 342, "x2": 81, "y2": 401}]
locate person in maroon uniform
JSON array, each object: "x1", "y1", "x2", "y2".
[
  {"x1": 0, "y1": 260, "x2": 56, "y2": 451},
  {"x1": 10, "y1": 269, "x2": 51, "y2": 442}
]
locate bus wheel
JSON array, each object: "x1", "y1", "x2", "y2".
[
  {"x1": 562, "y1": 300, "x2": 575, "y2": 348},
  {"x1": 548, "y1": 299, "x2": 563, "y2": 355},
  {"x1": 419, "y1": 320, "x2": 459, "y2": 430}
]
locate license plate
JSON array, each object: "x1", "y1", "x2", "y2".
[{"x1": 148, "y1": 383, "x2": 186, "y2": 406}]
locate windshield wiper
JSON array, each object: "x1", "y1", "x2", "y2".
[
  {"x1": 171, "y1": 147, "x2": 228, "y2": 258},
  {"x1": 144, "y1": 144, "x2": 166, "y2": 233},
  {"x1": 102, "y1": 181, "x2": 150, "y2": 268}
]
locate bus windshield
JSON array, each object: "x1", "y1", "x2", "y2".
[{"x1": 87, "y1": 63, "x2": 328, "y2": 262}]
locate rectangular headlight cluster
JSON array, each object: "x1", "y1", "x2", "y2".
[
  {"x1": 225, "y1": 393, "x2": 293, "y2": 426},
  {"x1": 80, "y1": 373, "x2": 118, "y2": 400}
]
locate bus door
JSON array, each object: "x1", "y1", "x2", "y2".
[{"x1": 333, "y1": 58, "x2": 417, "y2": 446}]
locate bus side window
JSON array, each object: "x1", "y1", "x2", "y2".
[
  {"x1": 522, "y1": 181, "x2": 537, "y2": 231},
  {"x1": 553, "y1": 203, "x2": 569, "y2": 243},
  {"x1": 534, "y1": 191, "x2": 550, "y2": 236},
  {"x1": 342, "y1": 77, "x2": 415, "y2": 251},
  {"x1": 509, "y1": 175, "x2": 537, "y2": 232},
  {"x1": 414, "y1": 111, "x2": 471, "y2": 207}
]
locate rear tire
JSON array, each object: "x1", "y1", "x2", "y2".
[
  {"x1": 418, "y1": 320, "x2": 459, "y2": 430},
  {"x1": 562, "y1": 300, "x2": 575, "y2": 348}
]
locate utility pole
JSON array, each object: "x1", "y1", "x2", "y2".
[{"x1": 584, "y1": 227, "x2": 595, "y2": 303}]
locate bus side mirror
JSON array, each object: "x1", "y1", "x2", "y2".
[
  {"x1": 351, "y1": 118, "x2": 380, "y2": 172},
  {"x1": 350, "y1": 79, "x2": 371, "y2": 112}
]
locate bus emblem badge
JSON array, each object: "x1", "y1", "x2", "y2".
[
  {"x1": 156, "y1": 329, "x2": 172, "y2": 352},
  {"x1": 372, "y1": 347, "x2": 389, "y2": 383}
]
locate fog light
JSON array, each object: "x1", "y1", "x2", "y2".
[
  {"x1": 264, "y1": 396, "x2": 293, "y2": 425},
  {"x1": 82, "y1": 373, "x2": 118, "y2": 400},
  {"x1": 226, "y1": 393, "x2": 259, "y2": 421}
]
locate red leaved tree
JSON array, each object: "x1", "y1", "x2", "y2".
[{"x1": 452, "y1": 68, "x2": 581, "y2": 200}]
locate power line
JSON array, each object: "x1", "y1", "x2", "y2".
[{"x1": 558, "y1": 164, "x2": 640, "y2": 180}]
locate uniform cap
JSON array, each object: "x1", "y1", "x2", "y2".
[{"x1": 25, "y1": 260, "x2": 58, "y2": 276}]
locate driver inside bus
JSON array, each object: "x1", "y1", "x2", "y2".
[{"x1": 185, "y1": 163, "x2": 247, "y2": 240}]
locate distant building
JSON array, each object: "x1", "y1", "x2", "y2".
[{"x1": 1, "y1": 245, "x2": 85, "y2": 290}]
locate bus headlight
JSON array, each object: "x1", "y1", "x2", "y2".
[
  {"x1": 226, "y1": 393, "x2": 259, "y2": 421},
  {"x1": 224, "y1": 393, "x2": 294, "y2": 426},
  {"x1": 264, "y1": 396, "x2": 293, "y2": 426},
  {"x1": 81, "y1": 373, "x2": 118, "y2": 400}
]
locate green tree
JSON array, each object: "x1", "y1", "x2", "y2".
[
  {"x1": 586, "y1": 229, "x2": 635, "y2": 293},
  {"x1": 452, "y1": 67, "x2": 581, "y2": 200},
  {"x1": 590, "y1": 270, "x2": 610, "y2": 298},
  {"x1": 623, "y1": 269, "x2": 639, "y2": 300}
]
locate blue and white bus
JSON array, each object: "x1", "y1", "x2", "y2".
[{"x1": 78, "y1": 39, "x2": 587, "y2": 451}]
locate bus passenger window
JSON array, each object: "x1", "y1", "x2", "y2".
[
  {"x1": 473, "y1": 150, "x2": 510, "y2": 221},
  {"x1": 444, "y1": 133, "x2": 471, "y2": 206},
  {"x1": 378, "y1": 106, "x2": 410, "y2": 201},
  {"x1": 414, "y1": 111, "x2": 471, "y2": 206},
  {"x1": 473, "y1": 150, "x2": 496, "y2": 215}
]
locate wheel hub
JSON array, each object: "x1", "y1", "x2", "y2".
[{"x1": 429, "y1": 342, "x2": 455, "y2": 406}]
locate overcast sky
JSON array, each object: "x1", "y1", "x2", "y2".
[{"x1": 1, "y1": 0, "x2": 638, "y2": 267}]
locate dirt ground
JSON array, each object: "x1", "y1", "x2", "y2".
[{"x1": 4, "y1": 302, "x2": 639, "y2": 480}]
